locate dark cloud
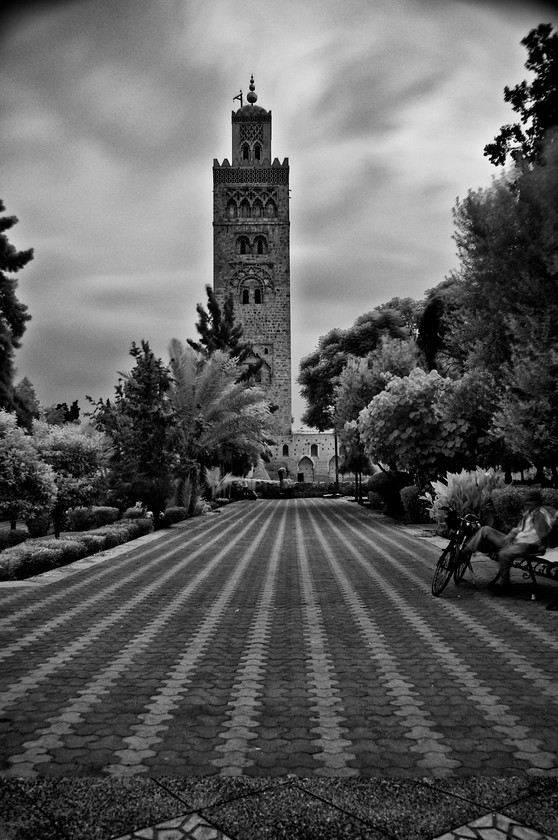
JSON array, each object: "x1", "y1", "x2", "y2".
[{"x1": 2, "y1": 0, "x2": 556, "y2": 425}]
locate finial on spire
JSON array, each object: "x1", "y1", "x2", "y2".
[{"x1": 246, "y1": 74, "x2": 257, "y2": 105}]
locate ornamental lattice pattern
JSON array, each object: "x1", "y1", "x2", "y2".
[
  {"x1": 226, "y1": 187, "x2": 278, "y2": 204},
  {"x1": 213, "y1": 167, "x2": 289, "y2": 184},
  {"x1": 239, "y1": 123, "x2": 264, "y2": 144}
]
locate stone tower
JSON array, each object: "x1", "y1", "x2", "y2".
[{"x1": 212, "y1": 76, "x2": 292, "y2": 434}]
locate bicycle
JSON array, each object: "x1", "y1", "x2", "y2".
[{"x1": 431, "y1": 507, "x2": 481, "y2": 596}]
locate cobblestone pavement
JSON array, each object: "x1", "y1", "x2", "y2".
[{"x1": 1, "y1": 497, "x2": 558, "y2": 838}]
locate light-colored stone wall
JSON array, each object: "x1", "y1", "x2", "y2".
[{"x1": 267, "y1": 432, "x2": 339, "y2": 483}]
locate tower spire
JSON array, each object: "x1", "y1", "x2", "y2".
[{"x1": 246, "y1": 74, "x2": 258, "y2": 105}]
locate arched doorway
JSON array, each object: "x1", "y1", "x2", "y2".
[{"x1": 297, "y1": 456, "x2": 314, "y2": 484}]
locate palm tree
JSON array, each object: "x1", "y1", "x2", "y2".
[{"x1": 168, "y1": 340, "x2": 272, "y2": 513}]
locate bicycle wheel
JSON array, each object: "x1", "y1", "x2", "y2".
[
  {"x1": 453, "y1": 547, "x2": 470, "y2": 584},
  {"x1": 432, "y1": 544, "x2": 457, "y2": 596}
]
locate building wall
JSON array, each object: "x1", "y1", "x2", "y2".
[{"x1": 267, "y1": 432, "x2": 338, "y2": 483}]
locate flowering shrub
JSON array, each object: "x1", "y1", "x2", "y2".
[{"x1": 422, "y1": 467, "x2": 505, "y2": 526}]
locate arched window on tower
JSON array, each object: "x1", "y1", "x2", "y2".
[
  {"x1": 240, "y1": 199, "x2": 250, "y2": 218},
  {"x1": 253, "y1": 200, "x2": 263, "y2": 218},
  {"x1": 242, "y1": 144, "x2": 249, "y2": 161},
  {"x1": 237, "y1": 236, "x2": 250, "y2": 255},
  {"x1": 282, "y1": 444, "x2": 289, "y2": 457},
  {"x1": 254, "y1": 288, "x2": 262, "y2": 304},
  {"x1": 310, "y1": 444, "x2": 318, "y2": 457},
  {"x1": 255, "y1": 236, "x2": 268, "y2": 255},
  {"x1": 254, "y1": 143, "x2": 261, "y2": 161},
  {"x1": 242, "y1": 289, "x2": 249, "y2": 305}
]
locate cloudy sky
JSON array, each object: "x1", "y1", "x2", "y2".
[{"x1": 1, "y1": 0, "x2": 556, "y2": 427}]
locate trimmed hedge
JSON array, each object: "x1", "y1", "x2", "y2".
[
  {"x1": 400, "y1": 485, "x2": 430, "y2": 523},
  {"x1": 160, "y1": 506, "x2": 188, "y2": 527},
  {"x1": 0, "y1": 530, "x2": 28, "y2": 552},
  {"x1": 66, "y1": 506, "x2": 120, "y2": 531},
  {"x1": 0, "y1": 517, "x2": 154, "y2": 582}
]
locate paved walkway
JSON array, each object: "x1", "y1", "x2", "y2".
[{"x1": 1, "y1": 497, "x2": 558, "y2": 838}]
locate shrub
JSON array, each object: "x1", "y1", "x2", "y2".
[
  {"x1": 66, "y1": 506, "x2": 120, "y2": 531},
  {"x1": 400, "y1": 485, "x2": 430, "y2": 523},
  {"x1": 367, "y1": 491, "x2": 385, "y2": 511},
  {"x1": 365, "y1": 471, "x2": 410, "y2": 515},
  {"x1": 74, "y1": 533, "x2": 106, "y2": 554},
  {"x1": 40, "y1": 538, "x2": 88, "y2": 564},
  {"x1": 122, "y1": 506, "x2": 150, "y2": 520},
  {"x1": 0, "y1": 530, "x2": 28, "y2": 552},
  {"x1": 542, "y1": 489, "x2": 558, "y2": 512},
  {"x1": 490, "y1": 486, "x2": 527, "y2": 531},
  {"x1": 91, "y1": 527, "x2": 127, "y2": 549},
  {"x1": 160, "y1": 506, "x2": 188, "y2": 527},
  {"x1": 422, "y1": 468, "x2": 505, "y2": 528},
  {"x1": 25, "y1": 513, "x2": 51, "y2": 537},
  {"x1": 0, "y1": 517, "x2": 154, "y2": 581},
  {"x1": 0, "y1": 542, "x2": 61, "y2": 580},
  {"x1": 116, "y1": 518, "x2": 154, "y2": 539}
]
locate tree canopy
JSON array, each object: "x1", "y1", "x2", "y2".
[
  {"x1": 298, "y1": 310, "x2": 406, "y2": 430},
  {"x1": 484, "y1": 23, "x2": 558, "y2": 166},
  {"x1": 0, "y1": 201, "x2": 33, "y2": 412}
]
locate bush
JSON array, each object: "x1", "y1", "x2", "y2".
[
  {"x1": 0, "y1": 542, "x2": 62, "y2": 580},
  {"x1": 0, "y1": 517, "x2": 154, "y2": 581},
  {"x1": 542, "y1": 488, "x2": 558, "y2": 512},
  {"x1": 40, "y1": 538, "x2": 88, "y2": 564},
  {"x1": 25, "y1": 513, "x2": 51, "y2": 537},
  {"x1": 400, "y1": 485, "x2": 430, "y2": 523},
  {"x1": 365, "y1": 471, "x2": 410, "y2": 515},
  {"x1": 66, "y1": 506, "x2": 120, "y2": 531},
  {"x1": 121, "y1": 518, "x2": 154, "y2": 539},
  {"x1": 160, "y1": 506, "x2": 189, "y2": 527},
  {"x1": 490, "y1": 486, "x2": 527, "y2": 531},
  {"x1": 122, "y1": 506, "x2": 147, "y2": 520},
  {"x1": 0, "y1": 530, "x2": 28, "y2": 552},
  {"x1": 423, "y1": 468, "x2": 505, "y2": 528},
  {"x1": 73, "y1": 533, "x2": 106, "y2": 554},
  {"x1": 367, "y1": 491, "x2": 385, "y2": 511}
]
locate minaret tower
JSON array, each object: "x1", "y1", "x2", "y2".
[{"x1": 213, "y1": 76, "x2": 292, "y2": 434}]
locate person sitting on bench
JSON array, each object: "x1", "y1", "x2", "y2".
[{"x1": 465, "y1": 489, "x2": 554, "y2": 596}]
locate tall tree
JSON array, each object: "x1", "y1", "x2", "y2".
[
  {"x1": 416, "y1": 279, "x2": 461, "y2": 372},
  {"x1": 0, "y1": 409, "x2": 57, "y2": 531},
  {"x1": 443, "y1": 159, "x2": 558, "y2": 376},
  {"x1": 298, "y1": 310, "x2": 406, "y2": 430},
  {"x1": 87, "y1": 341, "x2": 177, "y2": 524},
  {"x1": 484, "y1": 23, "x2": 558, "y2": 166},
  {"x1": 168, "y1": 340, "x2": 271, "y2": 511},
  {"x1": 187, "y1": 285, "x2": 262, "y2": 381},
  {"x1": 13, "y1": 376, "x2": 41, "y2": 431},
  {"x1": 32, "y1": 421, "x2": 106, "y2": 538},
  {"x1": 0, "y1": 201, "x2": 33, "y2": 411}
]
